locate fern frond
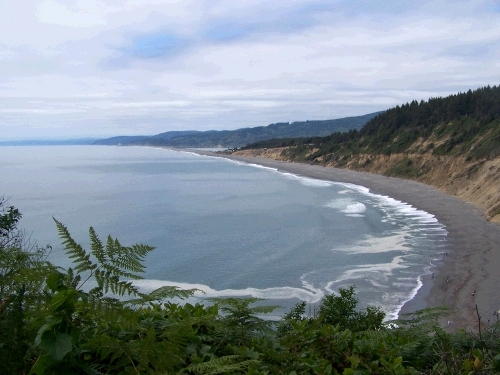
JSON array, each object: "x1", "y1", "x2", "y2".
[
  {"x1": 98, "y1": 236, "x2": 154, "y2": 280},
  {"x1": 395, "y1": 306, "x2": 449, "y2": 329},
  {"x1": 80, "y1": 362, "x2": 105, "y2": 375},
  {"x1": 247, "y1": 305, "x2": 280, "y2": 314},
  {"x1": 112, "y1": 243, "x2": 143, "y2": 274},
  {"x1": 92, "y1": 269, "x2": 138, "y2": 297},
  {"x1": 182, "y1": 356, "x2": 260, "y2": 374},
  {"x1": 114, "y1": 280, "x2": 139, "y2": 296},
  {"x1": 89, "y1": 227, "x2": 106, "y2": 266},
  {"x1": 212, "y1": 297, "x2": 279, "y2": 315},
  {"x1": 53, "y1": 220, "x2": 158, "y2": 299},
  {"x1": 54, "y1": 218, "x2": 95, "y2": 273},
  {"x1": 109, "y1": 241, "x2": 153, "y2": 275},
  {"x1": 149, "y1": 286, "x2": 197, "y2": 300},
  {"x1": 85, "y1": 295, "x2": 136, "y2": 325},
  {"x1": 127, "y1": 286, "x2": 198, "y2": 305}
]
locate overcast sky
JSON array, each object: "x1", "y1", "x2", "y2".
[{"x1": 1, "y1": 0, "x2": 499, "y2": 139}]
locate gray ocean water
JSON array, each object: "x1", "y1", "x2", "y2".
[{"x1": 0, "y1": 145, "x2": 449, "y2": 319}]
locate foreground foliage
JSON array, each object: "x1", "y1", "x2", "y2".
[{"x1": 2, "y1": 201, "x2": 500, "y2": 374}]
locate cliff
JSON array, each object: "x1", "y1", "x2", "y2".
[{"x1": 233, "y1": 86, "x2": 500, "y2": 221}]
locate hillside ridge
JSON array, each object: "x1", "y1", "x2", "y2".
[
  {"x1": 233, "y1": 86, "x2": 500, "y2": 221},
  {"x1": 94, "y1": 112, "x2": 381, "y2": 147}
]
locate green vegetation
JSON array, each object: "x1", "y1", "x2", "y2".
[
  {"x1": 242, "y1": 85, "x2": 500, "y2": 164},
  {"x1": 385, "y1": 158, "x2": 419, "y2": 178},
  {"x1": 94, "y1": 113, "x2": 380, "y2": 148},
  {"x1": 489, "y1": 203, "x2": 500, "y2": 219},
  {"x1": 2, "y1": 199, "x2": 500, "y2": 374}
]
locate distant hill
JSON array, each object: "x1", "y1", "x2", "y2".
[
  {"x1": 236, "y1": 85, "x2": 500, "y2": 220},
  {"x1": 94, "y1": 113, "x2": 380, "y2": 148},
  {"x1": 94, "y1": 131, "x2": 201, "y2": 146},
  {"x1": 0, "y1": 138, "x2": 98, "y2": 146},
  {"x1": 93, "y1": 136, "x2": 150, "y2": 145}
]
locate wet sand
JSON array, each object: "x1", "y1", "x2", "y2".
[{"x1": 195, "y1": 151, "x2": 500, "y2": 329}]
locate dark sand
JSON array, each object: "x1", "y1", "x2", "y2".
[{"x1": 195, "y1": 151, "x2": 500, "y2": 329}]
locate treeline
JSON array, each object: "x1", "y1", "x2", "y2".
[
  {"x1": 2, "y1": 199, "x2": 500, "y2": 374},
  {"x1": 242, "y1": 85, "x2": 500, "y2": 162}
]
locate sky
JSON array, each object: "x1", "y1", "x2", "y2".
[{"x1": 1, "y1": 0, "x2": 499, "y2": 140}]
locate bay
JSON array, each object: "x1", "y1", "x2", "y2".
[{"x1": 0, "y1": 145, "x2": 448, "y2": 319}]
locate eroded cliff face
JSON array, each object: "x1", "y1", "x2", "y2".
[{"x1": 233, "y1": 148, "x2": 500, "y2": 222}]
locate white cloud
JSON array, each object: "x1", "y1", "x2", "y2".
[
  {"x1": 0, "y1": 0, "x2": 499, "y2": 139},
  {"x1": 110, "y1": 100, "x2": 191, "y2": 108},
  {"x1": 36, "y1": 0, "x2": 118, "y2": 27}
]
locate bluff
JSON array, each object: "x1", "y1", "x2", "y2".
[{"x1": 234, "y1": 85, "x2": 500, "y2": 221}]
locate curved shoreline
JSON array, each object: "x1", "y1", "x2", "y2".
[{"x1": 194, "y1": 151, "x2": 500, "y2": 329}]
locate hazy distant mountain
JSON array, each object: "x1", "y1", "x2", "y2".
[
  {"x1": 93, "y1": 131, "x2": 201, "y2": 145},
  {"x1": 108, "y1": 112, "x2": 381, "y2": 148},
  {"x1": 93, "y1": 136, "x2": 151, "y2": 145},
  {"x1": 2, "y1": 113, "x2": 379, "y2": 148}
]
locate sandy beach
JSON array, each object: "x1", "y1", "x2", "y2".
[{"x1": 193, "y1": 151, "x2": 500, "y2": 330}]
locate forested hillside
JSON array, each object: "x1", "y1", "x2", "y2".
[
  {"x1": 94, "y1": 112, "x2": 380, "y2": 148},
  {"x1": 237, "y1": 86, "x2": 500, "y2": 221}
]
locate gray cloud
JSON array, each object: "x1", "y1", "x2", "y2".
[{"x1": 0, "y1": 0, "x2": 499, "y2": 139}]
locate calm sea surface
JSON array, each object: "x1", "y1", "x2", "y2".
[{"x1": 0, "y1": 146, "x2": 448, "y2": 319}]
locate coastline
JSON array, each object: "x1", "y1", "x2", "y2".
[{"x1": 189, "y1": 150, "x2": 500, "y2": 329}]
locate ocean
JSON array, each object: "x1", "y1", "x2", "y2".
[{"x1": 0, "y1": 145, "x2": 448, "y2": 320}]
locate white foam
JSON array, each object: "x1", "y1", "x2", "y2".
[
  {"x1": 177, "y1": 150, "x2": 203, "y2": 158},
  {"x1": 245, "y1": 163, "x2": 279, "y2": 173},
  {"x1": 333, "y1": 182, "x2": 449, "y2": 239},
  {"x1": 389, "y1": 274, "x2": 424, "y2": 321},
  {"x1": 300, "y1": 272, "x2": 327, "y2": 297},
  {"x1": 132, "y1": 279, "x2": 324, "y2": 303},
  {"x1": 325, "y1": 198, "x2": 352, "y2": 209},
  {"x1": 342, "y1": 202, "x2": 366, "y2": 214},
  {"x1": 335, "y1": 182, "x2": 371, "y2": 195},
  {"x1": 322, "y1": 257, "x2": 407, "y2": 296},
  {"x1": 321, "y1": 255, "x2": 418, "y2": 321},
  {"x1": 337, "y1": 232, "x2": 410, "y2": 254},
  {"x1": 278, "y1": 172, "x2": 334, "y2": 187},
  {"x1": 368, "y1": 279, "x2": 387, "y2": 288}
]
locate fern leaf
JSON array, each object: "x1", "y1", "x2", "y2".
[
  {"x1": 182, "y1": 356, "x2": 260, "y2": 374},
  {"x1": 53, "y1": 219, "x2": 158, "y2": 300},
  {"x1": 127, "y1": 286, "x2": 198, "y2": 305},
  {"x1": 53, "y1": 218, "x2": 95, "y2": 273},
  {"x1": 89, "y1": 227, "x2": 106, "y2": 266}
]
